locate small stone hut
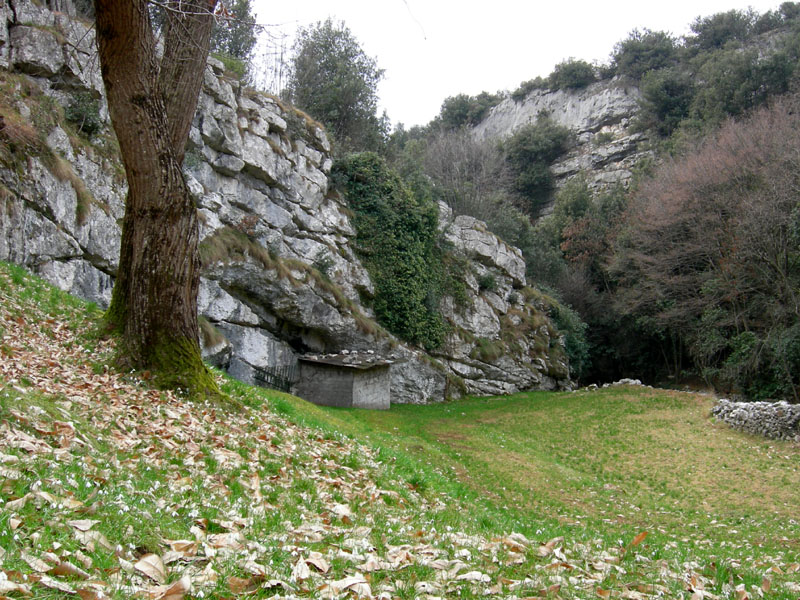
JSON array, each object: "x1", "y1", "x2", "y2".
[{"x1": 295, "y1": 351, "x2": 396, "y2": 410}]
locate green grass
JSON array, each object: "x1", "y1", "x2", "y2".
[
  {"x1": 259, "y1": 382, "x2": 800, "y2": 597},
  {"x1": 2, "y1": 260, "x2": 799, "y2": 599}
]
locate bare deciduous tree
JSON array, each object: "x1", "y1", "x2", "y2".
[{"x1": 615, "y1": 95, "x2": 800, "y2": 398}]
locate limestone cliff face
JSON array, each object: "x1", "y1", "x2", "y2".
[
  {"x1": 0, "y1": 0, "x2": 571, "y2": 402},
  {"x1": 473, "y1": 77, "x2": 653, "y2": 203}
]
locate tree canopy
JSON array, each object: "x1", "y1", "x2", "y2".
[
  {"x1": 210, "y1": 0, "x2": 258, "y2": 61},
  {"x1": 612, "y1": 29, "x2": 678, "y2": 80},
  {"x1": 284, "y1": 19, "x2": 387, "y2": 154}
]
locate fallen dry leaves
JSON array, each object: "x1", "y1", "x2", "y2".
[{"x1": 1, "y1": 267, "x2": 799, "y2": 599}]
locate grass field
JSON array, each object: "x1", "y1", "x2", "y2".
[
  {"x1": 279, "y1": 386, "x2": 800, "y2": 560},
  {"x1": 1, "y1": 261, "x2": 799, "y2": 599}
]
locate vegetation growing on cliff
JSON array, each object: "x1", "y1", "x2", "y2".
[
  {"x1": 501, "y1": 117, "x2": 572, "y2": 216},
  {"x1": 382, "y1": 3, "x2": 800, "y2": 398},
  {"x1": 283, "y1": 19, "x2": 388, "y2": 155},
  {"x1": 333, "y1": 153, "x2": 449, "y2": 350},
  {"x1": 437, "y1": 91, "x2": 504, "y2": 130},
  {"x1": 209, "y1": 0, "x2": 258, "y2": 81}
]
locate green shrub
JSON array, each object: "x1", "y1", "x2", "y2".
[
  {"x1": 637, "y1": 68, "x2": 694, "y2": 137},
  {"x1": 477, "y1": 273, "x2": 497, "y2": 292},
  {"x1": 711, "y1": 326, "x2": 800, "y2": 401},
  {"x1": 548, "y1": 300, "x2": 590, "y2": 380},
  {"x1": 502, "y1": 118, "x2": 572, "y2": 215},
  {"x1": 612, "y1": 29, "x2": 679, "y2": 80},
  {"x1": 65, "y1": 92, "x2": 102, "y2": 138},
  {"x1": 687, "y1": 9, "x2": 756, "y2": 51},
  {"x1": 593, "y1": 131, "x2": 614, "y2": 145},
  {"x1": 471, "y1": 337, "x2": 505, "y2": 362},
  {"x1": 438, "y1": 91, "x2": 503, "y2": 129},
  {"x1": 547, "y1": 59, "x2": 596, "y2": 90},
  {"x1": 688, "y1": 47, "x2": 796, "y2": 125},
  {"x1": 511, "y1": 77, "x2": 548, "y2": 102}
]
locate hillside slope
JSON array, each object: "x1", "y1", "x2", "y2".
[{"x1": 2, "y1": 264, "x2": 800, "y2": 599}]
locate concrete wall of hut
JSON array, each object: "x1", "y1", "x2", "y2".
[
  {"x1": 352, "y1": 365, "x2": 390, "y2": 410},
  {"x1": 296, "y1": 363, "x2": 354, "y2": 408},
  {"x1": 295, "y1": 362, "x2": 391, "y2": 410}
]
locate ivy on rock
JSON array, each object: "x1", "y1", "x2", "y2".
[{"x1": 333, "y1": 153, "x2": 448, "y2": 351}]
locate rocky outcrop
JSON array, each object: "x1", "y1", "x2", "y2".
[
  {"x1": 433, "y1": 205, "x2": 567, "y2": 395},
  {"x1": 473, "y1": 77, "x2": 653, "y2": 206},
  {"x1": 0, "y1": 0, "x2": 571, "y2": 403}
]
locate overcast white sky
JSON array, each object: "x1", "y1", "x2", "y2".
[{"x1": 250, "y1": 1, "x2": 785, "y2": 128}]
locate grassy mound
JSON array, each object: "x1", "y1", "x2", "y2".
[{"x1": 1, "y1": 261, "x2": 798, "y2": 599}]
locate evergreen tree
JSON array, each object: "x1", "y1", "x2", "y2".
[
  {"x1": 210, "y1": 0, "x2": 258, "y2": 60},
  {"x1": 284, "y1": 19, "x2": 387, "y2": 154}
]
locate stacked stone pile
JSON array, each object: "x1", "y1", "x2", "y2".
[{"x1": 712, "y1": 399, "x2": 800, "y2": 441}]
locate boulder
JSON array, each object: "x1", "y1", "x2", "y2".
[{"x1": 10, "y1": 25, "x2": 63, "y2": 77}]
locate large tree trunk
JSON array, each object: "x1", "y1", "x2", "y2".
[{"x1": 95, "y1": 0, "x2": 219, "y2": 394}]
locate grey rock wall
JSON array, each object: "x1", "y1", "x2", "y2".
[
  {"x1": 0, "y1": 0, "x2": 572, "y2": 403},
  {"x1": 473, "y1": 77, "x2": 654, "y2": 206}
]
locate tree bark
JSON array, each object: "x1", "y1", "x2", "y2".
[{"x1": 96, "y1": 0, "x2": 219, "y2": 394}]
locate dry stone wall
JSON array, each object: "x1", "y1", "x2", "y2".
[{"x1": 712, "y1": 399, "x2": 800, "y2": 442}]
